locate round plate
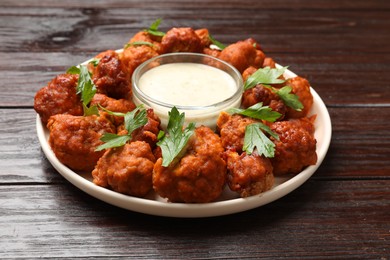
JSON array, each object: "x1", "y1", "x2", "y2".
[{"x1": 36, "y1": 67, "x2": 331, "y2": 218}]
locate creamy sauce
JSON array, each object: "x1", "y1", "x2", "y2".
[{"x1": 138, "y1": 63, "x2": 237, "y2": 106}]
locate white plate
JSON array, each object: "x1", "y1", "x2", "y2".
[{"x1": 36, "y1": 67, "x2": 331, "y2": 218}]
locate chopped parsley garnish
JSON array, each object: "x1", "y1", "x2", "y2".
[
  {"x1": 89, "y1": 58, "x2": 100, "y2": 67},
  {"x1": 67, "y1": 64, "x2": 98, "y2": 116},
  {"x1": 95, "y1": 105, "x2": 148, "y2": 151},
  {"x1": 227, "y1": 102, "x2": 281, "y2": 122},
  {"x1": 243, "y1": 66, "x2": 304, "y2": 111},
  {"x1": 145, "y1": 18, "x2": 166, "y2": 37},
  {"x1": 157, "y1": 107, "x2": 195, "y2": 167},
  {"x1": 243, "y1": 123, "x2": 279, "y2": 158}
]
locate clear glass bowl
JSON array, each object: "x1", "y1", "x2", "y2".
[{"x1": 132, "y1": 52, "x2": 243, "y2": 129}]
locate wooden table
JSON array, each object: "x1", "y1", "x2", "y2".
[{"x1": 1, "y1": 0, "x2": 389, "y2": 259}]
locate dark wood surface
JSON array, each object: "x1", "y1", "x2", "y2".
[{"x1": 1, "y1": 0, "x2": 389, "y2": 259}]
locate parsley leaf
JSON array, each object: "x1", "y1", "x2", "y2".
[
  {"x1": 95, "y1": 134, "x2": 132, "y2": 152},
  {"x1": 89, "y1": 58, "x2": 100, "y2": 67},
  {"x1": 95, "y1": 105, "x2": 148, "y2": 151},
  {"x1": 145, "y1": 18, "x2": 166, "y2": 37},
  {"x1": 244, "y1": 66, "x2": 287, "y2": 91},
  {"x1": 157, "y1": 107, "x2": 196, "y2": 167},
  {"x1": 124, "y1": 107, "x2": 148, "y2": 134},
  {"x1": 276, "y1": 86, "x2": 304, "y2": 111},
  {"x1": 67, "y1": 66, "x2": 80, "y2": 75},
  {"x1": 227, "y1": 102, "x2": 282, "y2": 122},
  {"x1": 67, "y1": 64, "x2": 98, "y2": 116},
  {"x1": 243, "y1": 123, "x2": 279, "y2": 158},
  {"x1": 83, "y1": 103, "x2": 99, "y2": 116},
  {"x1": 209, "y1": 34, "x2": 226, "y2": 50},
  {"x1": 77, "y1": 65, "x2": 96, "y2": 106}
]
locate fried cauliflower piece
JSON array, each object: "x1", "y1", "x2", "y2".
[
  {"x1": 217, "y1": 112, "x2": 258, "y2": 153},
  {"x1": 34, "y1": 73, "x2": 83, "y2": 125},
  {"x1": 270, "y1": 117, "x2": 317, "y2": 175},
  {"x1": 224, "y1": 150, "x2": 274, "y2": 198},
  {"x1": 160, "y1": 27, "x2": 204, "y2": 53},
  {"x1": 128, "y1": 31, "x2": 163, "y2": 54},
  {"x1": 285, "y1": 76, "x2": 313, "y2": 119},
  {"x1": 241, "y1": 84, "x2": 287, "y2": 120},
  {"x1": 92, "y1": 141, "x2": 156, "y2": 197},
  {"x1": 218, "y1": 38, "x2": 265, "y2": 73},
  {"x1": 119, "y1": 44, "x2": 159, "y2": 77},
  {"x1": 195, "y1": 28, "x2": 212, "y2": 47},
  {"x1": 90, "y1": 93, "x2": 136, "y2": 126},
  {"x1": 262, "y1": 57, "x2": 276, "y2": 68},
  {"x1": 153, "y1": 126, "x2": 226, "y2": 203},
  {"x1": 116, "y1": 108, "x2": 161, "y2": 150},
  {"x1": 88, "y1": 50, "x2": 132, "y2": 100},
  {"x1": 47, "y1": 114, "x2": 116, "y2": 172}
]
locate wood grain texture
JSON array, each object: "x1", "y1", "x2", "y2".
[
  {"x1": 0, "y1": 0, "x2": 389, "y2": 259},
  {"x1": 0, "y1": 180, "x2": 388, "y2": 259}
]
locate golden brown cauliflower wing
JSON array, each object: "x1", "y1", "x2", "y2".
[
  {"x1": 153, "y1": 126, "x2": 226, "y2": 203},
  {"x1": 224, "y1": 150, "x2": 274, "y2": 198},
  {"x1": 34, "y1": 73, "x2": 83, "y2": 125},
  {"x1": 88, "y1": 50, "x2": 132, "y2": 100},
  {"x1": 161, "y1": 27, "x2": 203, "y2": 53},
  {"x1": 218, "y1": 39, "x2": 265, "y2": 73},
  {"x1": 47, "y1": 114, "x2": 116, "y2": 172},
  {"x1": 270, "y1": 117, "x2": 317, "y2": 175},
  {"x1": 92, "y1": 141, "x2": 156, "y2": 197},
  {"x1": 217, "y1": 112, "x2": 258, "y2": 153},
  {"x1": 285, "y1": 76, "x2": 313, "y2": 119}
]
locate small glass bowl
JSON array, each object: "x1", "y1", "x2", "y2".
[{"x1": 132, "y1": 52, "x2": 243, "y2": 129}]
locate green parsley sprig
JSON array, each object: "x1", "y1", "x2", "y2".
[
  {"x1": 95, "y1": 105, "x2": 148, "y2": 151},
  {"x1": 145, "y1": 18, "x2": 166, "y2": 37},
  {"x1": 243, "y1": 123, "x2": 279, "y2": 158},
  {"x1": 228, "y1": 103, "x2": 280, "y2": 158},
  {"x1": 89, "y1": 58, "x2": 100, "y2": 67},
  {"x1": 209, "y1": 34, "x2": 226, "y2": 50},
  {"x1": 157, "y1": 107, "x2": 196, "y2": 167},
  {"x1": 67, "y1": 64, "x2": 99, "y2": 116},
  {"x1": 228, "y1": 102, "x2": 282, "y2": 122},
  {"x1": 244, "y1": 66, "x2": 303, "y2": 111}
]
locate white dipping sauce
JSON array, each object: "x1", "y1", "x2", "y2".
[{"x1": 138, "y1": 63, "x2": 237, "y2": 107}]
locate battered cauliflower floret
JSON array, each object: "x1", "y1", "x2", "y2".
[
  {"x1": 241, "y1": 83, "x2": 287, "y2": 120},
  {"x1": 160, "y1": 27, "x2": 204, "y2": 53},
  {"x1": 34, "y1": 73, "x2": 83, "y2": 125},
  {"x1": 153, "y1": 126, "x2": 227, "y2": 203},
  {"x1": 217, "y1": 112, "x2": 258, "y2": 153},
  {"x1": 218, "y1": 39, "x2": 265, "y2": 73},
  {"x1": 128, "y1": 31, "x2": 163, "y2": 54},
  {"x1": 90, "y1": 93, "x2": 136, "y2": 126},
  {"x1": 88, "y1": 50, "x2": 132, "y2": 100},
  {"x1": 195, "y1": 28, "x2": 212, "y2": 47},
  {"x1": 285, "y1": 76, "x2": 313, "y2": 119},
  {"x1": 116, "y1": 108, "x2": 161, "y2": 150},
  {"x1": 92, "y1": 141, "x2": 156, "y2": 197},
  {"x1": 270, "y1": 117, "x2": 317, "y2": 175},
  {"x1": 47, "y1": 113, "x2": 116, "y2": 172},
  {"x1": 224, "y1": 150, "x2": 274, "y2": 198},
  {"x1": 119, "y1": 44, "x2": 159, "y2": 77},
  {"x1": 262, "y1": 57, "x2": 276, "y2": 68}
]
